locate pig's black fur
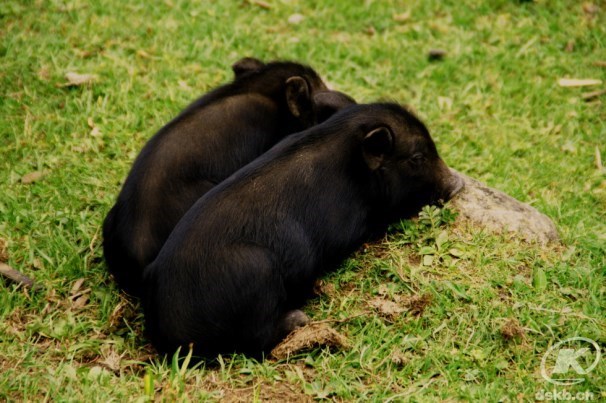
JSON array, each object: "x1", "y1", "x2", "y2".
[
  {"x1": 102, "y1": 58, "x2": 355, "y2": 297},
  {"x1": 142, "y1": 103, "x2": 463, "y2": 359}
]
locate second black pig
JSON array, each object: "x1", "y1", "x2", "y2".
[{"x1": 103, "y1": 58, "x2": 355, "y2": 296}]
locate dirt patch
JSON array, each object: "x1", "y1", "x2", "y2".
[
  {"x1": 360, "y1": 241, "x2": 392, "y2": 260},
  {"x1": 271, "y1": 323, "x2": 350, "y2": 360},
  {"x1": 403, "y1": 293, "x2": 433, "y2": 317},
  {"x1": 183, "y1": 366, "x2": 315, "y2": 402},
  {"x1": 390, "y1": 350, "x2": 414, "y2": 368},
  {"x1": 367, "y1": 292, "x2": 433, "y2": 321},
  {"x1": 313, "y1": 279, "x2": 337, "y2": 298},
  {"x1": 368, "y1": 297, "x2": 405, "y2": 321},
  {"x1": 221, "y1": 381, "x2": 312, "y2": 403},
  {"x1": 500, "y1": 318, "x2": 526, "y2": 341}
]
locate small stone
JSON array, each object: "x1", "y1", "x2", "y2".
[
  {"x1": 428, "y1": 49, "x2": 447, "y2": 61},
  {"x1": 288, "y1": 14, "x2": 305, "y2": 25},
  {"x1": 449, "y1": 170, "x2": 559, "y2": 244}
]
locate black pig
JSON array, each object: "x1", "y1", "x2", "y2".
[
  {"x1": 103, "y1": 58, "x2": 355, "y2": 297},
  {"x1": 142, "y1": 103, "x2": 464, "y2": 358}
]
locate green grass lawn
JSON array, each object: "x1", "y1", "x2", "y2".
[{"x1": 1, "y1": 0, "x2": 605, "y2": 401}]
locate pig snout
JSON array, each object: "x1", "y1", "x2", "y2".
[
  {"x1": 442, "y1": 169, "x2": 464, "y2": 201},
  {"x1": 434, "y1": 161, "x2": 464, "y2": 202}
]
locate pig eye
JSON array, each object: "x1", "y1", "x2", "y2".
[{"x1": 410, "y1": 153, "x2": 425, "y2": 164}]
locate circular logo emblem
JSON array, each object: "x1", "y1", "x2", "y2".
[{"x1": 540, "y1": 337, "x2": 601, "y2": 386}]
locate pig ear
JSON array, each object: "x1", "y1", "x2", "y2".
[
  {"x1": 232, "y1": 57, "x2": 265, "y2": 77},
  {"x1": 285, "y1": 76, "x2": 313, "y2": 122},
  {"x1": 313, "y1": 91, "x2": 356, "y2": 123},
  {"x1": 362, "y1": 127, "x2": 393, "y2": 171}
]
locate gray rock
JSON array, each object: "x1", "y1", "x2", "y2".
[{"x1": 449, "y1": 170, "x2": 559, "y2": 244}]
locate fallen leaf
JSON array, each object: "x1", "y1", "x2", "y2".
[
  {"x1": 136, "y1": 49, "x2": 153, "y2": 59},
  {"x1": 582, "y1": 88, "x2": 606, "y2": 101},
  {"x1": 557, "y1": 78, "x2": 602, "y2": 87},
  {"x1": 582, "y1": 2, "x2": 600, "y2": 16},
  {"x1": 90, "y1": 126, "x2": 102, "y2": 137},
  {"x1": 392, "y1": 11, "x2": 411, "y2": 23},
  {"x1": 32, "y1": 258, "x2": 44, "y2": 270},
  {"x1": 178, "y1": 80, "x2": 191, "y2": 90},
  {"x1": 88, "y1": 366, "x2": 108, "y2": 380},
  {"x1": 99, "y1": 347, "x2": 122, "y2": 372},
  {"x1": 449, "y1": 248, "x2": 465, "y2": 258},
  {"x1": 271, "y1": 323, "x2": 349, "y2": 359},
  {"x1": 0, "y1": 238, "x2": 8, "y2": 262},
  {"x1": 364, "y1": 26, "x2": 376, "y2": 36},
  {"x1": 70, "y1": 278, "x2": 86, "y2": 295},
  {"x1": 596, "y1": 146, "x2": 603, "y2": 171},
  {"x1": 108, "y1": 297, "x2": 138, "y2": 329},
  {"x1": 62, "y1": 72, "x2": 97, "y2": 87},
  {"x1": 561, "y1": 140, "x2": 577, "y2": 154},
  {"x1": 109, "y1": 300, "x2": 127, "y2": 329},
  {"x1": 21, "y1": 170, "x2": 49, "y2": 184},
  {"x1": 71, "y1": 294, "x2": 89, "y2": 310},
  {"x1": 249, "y1": 0, "x2": 271, "y2": 9},
  {"x1": 288, "y1": 13, "x2": 304, "y2": 24}
]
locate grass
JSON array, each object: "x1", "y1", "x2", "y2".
[{"x1": 1, "y1": 0, "x2": 605, "y2": 401}]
